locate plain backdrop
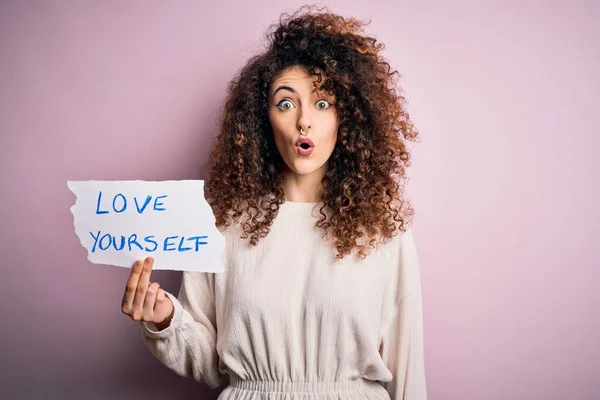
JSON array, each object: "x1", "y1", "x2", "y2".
[{"x1": 1, "y1": 0, "x2": 598, "y2": 399}]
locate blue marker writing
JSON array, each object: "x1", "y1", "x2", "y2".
[
  {"x1": 153, "y1": 195, "x2": 168, "y2": 211},
  {"x1": 89, "y1": 231, "x2": 208, "y2": 253},
  {"x1": 134, "y1": 195, "x2": 153, "y2": 214},
  {"x1": 95, "y1": 192, "x2": 108, "y2": 215}
]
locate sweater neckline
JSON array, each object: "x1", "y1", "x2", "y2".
[{"x1": 281, "y1": 201, "x2": 321, "y2": 205}]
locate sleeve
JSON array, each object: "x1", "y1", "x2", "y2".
[
  {"x1": 378, "y1": 227, "x2": 427, "y2": 400},
  {"x1": 138, "y1": 271, "x2": 223, "y2": 389}
]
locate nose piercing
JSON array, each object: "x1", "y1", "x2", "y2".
[{"x1": 300, "y1": 127, "x2": 310, "y2": 136}]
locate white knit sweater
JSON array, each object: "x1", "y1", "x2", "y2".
[{"x1": 140, "y1": 201, "x2": 427, "y2": 399}]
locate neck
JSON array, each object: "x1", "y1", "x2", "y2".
[{"x1": 281, "y1": 165, "x2": 326, "y2": 202}]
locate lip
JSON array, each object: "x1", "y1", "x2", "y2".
[
  {"x1": 296, "y1": 137, "x2": 315, "y2": 147},
  {"x1": 296, "y1": 145, "x2": 314, "y2": 156},
  {"x1": 295, "y1": 137, "x2": 315, "y2": 156}
]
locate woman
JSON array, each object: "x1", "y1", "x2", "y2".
[{"x1": 122, "y1": 6, "x2": 427, "y2": 399}]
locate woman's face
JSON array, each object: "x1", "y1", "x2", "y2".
[{"x1": 268, "y1": 66, "x2": 339, "y2": 178}]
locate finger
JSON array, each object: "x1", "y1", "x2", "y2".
[
  {"x1": 156, "y1": 288, "x2": 170, "y2": 314},
  {"x1": 132, "y1": 256, "x2": 154, "y2": 311},
  {"x1": 156, "y1": 288, "x2": 166, "y2": 304},
  {"x1": 143, "y1": 282, "x2": 160, "y2": 318},
  {"x1": 122, "y1": 259, "x2": 144, "y2": 314}
]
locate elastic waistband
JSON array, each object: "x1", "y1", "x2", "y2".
[{"x1": 229, "y1": 375, "x2": 372, "y2": 394}]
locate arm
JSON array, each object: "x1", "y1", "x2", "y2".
[
  {"x1": 379, "y1": 228, "x2": 427, "y2": 399},
  {"x1": 139, "y1": 271, "x2": 223, "y2": 389}
]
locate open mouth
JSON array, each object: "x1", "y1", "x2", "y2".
[
  {"x1": 296, "y1": 137, "x2": 315, "y2": 156},
  {"x1": 295, "y1": 138, "x2": 315, "y2": 156}
]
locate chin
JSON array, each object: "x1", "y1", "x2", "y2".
[{"x1": 287, "y1": 160, "x2": 326, "y2": 176}]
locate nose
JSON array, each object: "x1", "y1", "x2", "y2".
[
  {"x1": 297, "y1": 104, "x2": 312, "y2": 135},
  {"x1": 298, "y1": 124, "x2": 311, "y2": 136}
]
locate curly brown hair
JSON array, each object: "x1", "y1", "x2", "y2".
[{"x1": 203, "y1": 5, "x2": 419, "y2": 260}]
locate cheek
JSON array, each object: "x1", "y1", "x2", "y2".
[
  {"x1": 268, "y1": 116, "x2": 294, "y2": 155},
  {"x1": 325, "y1": 120, "x2": 339, "y2": 148},
  {"x1": 269, "y1": 111, "x2": 291, "y2": 135},
  {"x1": 268, "y1": 112, "x2": 283, "y2": 141}
]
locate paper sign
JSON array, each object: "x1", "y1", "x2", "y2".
[{"x1": 67, "y1": 180, "x2": 224, "y2": 272}]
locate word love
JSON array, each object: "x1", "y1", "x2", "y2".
[{"x1": 95, "y1": 191, "x2": 168, "y2": 215}]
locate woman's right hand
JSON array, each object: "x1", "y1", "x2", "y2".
[{"x1": 121, "y1": 256, "x2": 174, "y2": 330}]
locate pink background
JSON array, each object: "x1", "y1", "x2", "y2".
[{"x1": 1, "y1": 1, "x2": 598, "y2": 399}]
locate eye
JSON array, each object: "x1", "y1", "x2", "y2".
[
  {"x1": 277, "y1": 99, "x2": 294, "y2": 110},
  {"x1": 316, "y1": 99, "x2": 331, "y2": 109}
]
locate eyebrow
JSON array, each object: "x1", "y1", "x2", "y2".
[{"x1": 272, "y1": 85, "x2": 295, "y2": 97}]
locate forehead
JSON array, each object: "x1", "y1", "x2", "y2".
[{"x1": 270, "y1": 66, "x2": 324, "y2": 94}]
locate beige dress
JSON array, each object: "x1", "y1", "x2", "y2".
[{"x1": 140, "y1": 201, "x2": 427, "y2": 399}]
